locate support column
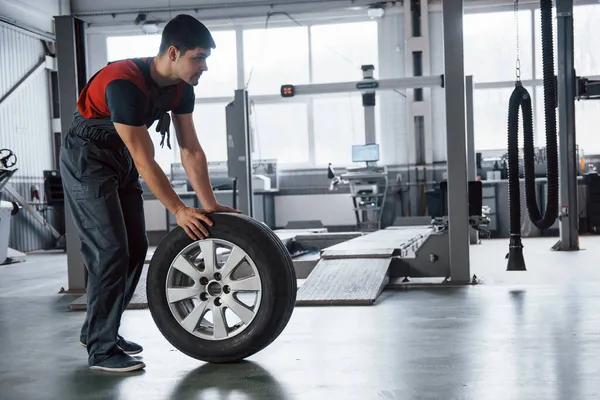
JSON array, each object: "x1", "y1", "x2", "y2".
[
  {"x1": 555, "y1": 0, "x2": 579, "y2": 251},
  {"x1": 465, "y1": 75, "x2": 479, "y2": 245},
  {"x1": 442, "y1": 0, "x2": 471, "y2": 282},
  {"x1": 404, "y1": 0, "x2": 433, "y2": 217},
  {"x1": 465, "y1": 76, "x2": 476, "y2": 181},
  {"x1": 404, "y1": 0, "x2": 433, "y2": 166},
  {"x1": 226, "y1": 89, "x2": 254, "y2": 217},
  {"x1": 54, "y1": 15, "x2": 86, "y2": 293}
]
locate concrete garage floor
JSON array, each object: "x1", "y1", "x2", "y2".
[{"x1": 2, "y1": 236, "x2": 600, "y2": 399}]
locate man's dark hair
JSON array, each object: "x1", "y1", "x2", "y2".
[{"x1": 159, "y1": 14, "x2": 216, "y2": 54}]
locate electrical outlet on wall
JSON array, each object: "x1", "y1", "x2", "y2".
[
  {"x1": 442, "y1": 172, "x2": 448, "y2": 180},
  {"x1": 396, "y1": 173, "x2": 402, "y2": 183}
]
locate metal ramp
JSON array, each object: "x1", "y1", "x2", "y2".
[
  {"x1": 320, "y1": 226, "x2": 432, "y2": 259},
  {"x1": 296, "y1": 258, "x2": 391, "y2": 305},
  {"x1": 296, "y1": 227, "x2": 433, "y2": 305}
]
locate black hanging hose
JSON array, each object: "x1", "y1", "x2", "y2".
[
  {"x1": 507, "y1": 0, "x2": 558, "y2": 270},
  {"x1": 532, "y1": 0, "x2": 559, "y2": 229}
]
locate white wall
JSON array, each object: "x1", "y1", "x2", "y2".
[
  {"x1": 85, "y1": 33, "x2": 108, "y2": 78},
  {"x1": 0, "y1": 0, "x2": 64, "y2": 34}
]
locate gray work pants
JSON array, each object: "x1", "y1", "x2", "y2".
[{"x1": 59, "y1": 114, "x2": 149, "y2": 366}]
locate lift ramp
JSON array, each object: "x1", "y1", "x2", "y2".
[
  {"x1": 296, "y1": 258, "x2": 392, "y2": 305},
  {"x1": 296, "y1": 227, "x2": 433, "y2": 305}
]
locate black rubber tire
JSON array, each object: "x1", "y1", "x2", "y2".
[{"x1": 146, "y1": 212, "x2": 297, "y2": 363}]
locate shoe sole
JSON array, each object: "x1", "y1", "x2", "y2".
[
  {"x1": 89, "y1": 362, "x2": 146, "y2": 372},
  {"x1": 80, "y1": 342, "x2": 143, "y2": 355}
]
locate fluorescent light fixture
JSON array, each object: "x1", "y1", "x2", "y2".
[
  {"x1": 141, "y1": 23, "x2": 159, "y2": 34},
  {"x1": 367, "y1": 7, "x2": 385, "y2": 18}
]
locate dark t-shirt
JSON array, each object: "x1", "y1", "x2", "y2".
[{"x1": 76, "y1": 57, "x2": 195, "y2": 128}]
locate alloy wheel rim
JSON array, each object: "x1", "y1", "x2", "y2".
[{"x1": 165, "y1": 238, "x2": 263, "y2": 341}]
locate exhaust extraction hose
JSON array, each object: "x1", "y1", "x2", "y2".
[{"x1": 506, "y1": 0, "x2": 558, "y2": 270}]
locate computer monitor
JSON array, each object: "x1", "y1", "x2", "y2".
[{"x1": 352, "y1": 144, "x2": 380, "y2": 163}]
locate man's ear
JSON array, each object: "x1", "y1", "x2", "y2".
[{"x1": 167, "y1": 45, "x2": 180, "y2": 62}]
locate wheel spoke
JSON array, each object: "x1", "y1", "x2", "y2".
[
  {"x1": 220, "y1": 247, "x2": 245, "y2": 279},
  {"x1": 172, "y1": 257, "x2": 202, "y2": 281},
  {"x1": 224, "y1": 296, "x2": 255, "y2": 324},
  {"x1": 180, "y1": 301, "x2": 209, "y2": 332},
  {"x1": 212, "y1": 306, "x2": 228, "y2": 340},
  {"x1": 226, "y1": 275, "x2": 261, "y2": 292},
  {"x1": 167, "y1": 286, "x2": 199, "y2": 303},
  {"x1": 199, "y1": 240, "x2": 216, "y2": 276}
]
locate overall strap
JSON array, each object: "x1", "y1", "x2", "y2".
[{"x1": 130, "y1": 58, "x2": 172, "y2": 149}]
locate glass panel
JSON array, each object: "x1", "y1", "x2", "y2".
[
  {"x1": 195, "y1": 30, "x2": 238, "y2": 98},
  {"x1": 463, "y1": 9, "x2": 533, "y2": 82},
  {"x1": 310, "y1": 21, "x2": 379, "y2": 84},
  {"x1": 250, "y1": 101, "x2": 310, "y2": 164},
  {"x1": 473, "y1": 86, "x2": 533, "y2": 151},
  {"x1": 572, "y1": 4, "x2": 600, "y2": 76},
  {"x1": 535, "y1": 84, "x2": 600, "y2": 158},
  {"x1": 243, "y1": 26, "x2": 309, "y2": 95},
  {"x1": 313, "y1": 93, "x2": 369, "y2": 166},
  {"x1": 192, "y1": 102, "x2": 228, "y2": 162},
  {"x1": 106, "y1": 34, "x2": 161, "y2": 62},
  {"x1": 535, "y1": 4, "x2": 600, "y2": 78},
  {"x1": 575, "y1": 98, "x2": 600, "y2": 154}
]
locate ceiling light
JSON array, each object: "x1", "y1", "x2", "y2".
[
  {"x1": 141, "y1": 23, "x2": 159, "y2": 34},
  {"x1": 367, "y1": 7, "x2": 385, "y2": 18}
]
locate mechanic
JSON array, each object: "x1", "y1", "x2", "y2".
[{"x1": 60, "y1": 14, "x2": 238, "y2": 373}]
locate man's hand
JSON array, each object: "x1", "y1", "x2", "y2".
[
  {"x1": 175, "y1": 206, "x2": 214, "y2": 240},
  {"x1": 174, "y1": 204, "x2": 239, "y2": 240}
]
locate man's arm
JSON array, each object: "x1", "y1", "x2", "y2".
[
  {"x1": 172, "y1": 112, "x2": 219, "y2": 211},
  {"x1": 114, "y1": 123, "x2": 185, "y2": 215}
]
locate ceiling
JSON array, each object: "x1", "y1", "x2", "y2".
[
  {"x1": 71, "y1": 0, "x2": 380, "y2": 17},
  {"x1": 68, "y1": 0, "x2": 600, "y2": 28},
  {"x1": 70, "y1": 0, "x2": 529, "y2": 26},
  {"x1": 71, "y1": 0, "x2": 389, "y2": 27},
  {"x1": 70, "y1": 0, "x2": 551, "y2": 16}
]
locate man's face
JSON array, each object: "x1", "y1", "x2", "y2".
[{"x1": 173, "y1": 46, "x2": 210, "y2": 86}]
